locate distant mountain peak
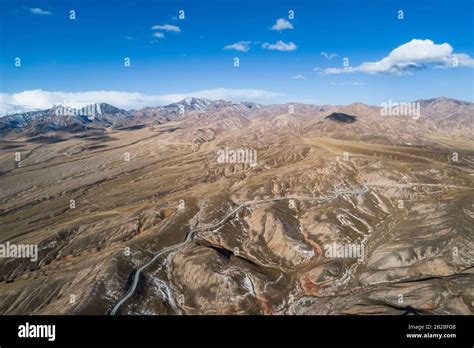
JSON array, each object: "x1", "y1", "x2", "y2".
[
  {"x1": 182, "y1": 97, "x2": 211, "y2": 104},
  {"x1": 161, "y1": 98, "x2": 259, "y2": 114},
  {"x1": 417, "y1": 96, "x2": 472, "y2": 106}
]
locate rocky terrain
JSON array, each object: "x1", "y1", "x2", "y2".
[{"x1": 0, "y1": 97, "x2": 472, "y2": 315}]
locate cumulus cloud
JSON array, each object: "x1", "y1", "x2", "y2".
[
  {"x1": 290, "y1": 74, "x2": 307, "y2": 80},
  {"x1": 321, "y1": 39, "x2": 474, "y2": 75},
  {"x1": 150, "y1": 24, "x2": 181, "y2": 32},
  {"x1": 262, "y1": 40, "x2": 297, "y2": 51},
  {"x1": 271, "y1": 18, "x2": 293, "y2": 31},
  {"x1": 224, "y1": 41, "x2": 251, "y2": 52},
  {"x1": 0, "y1": 88, "x2": 286, "y2": 115},
  {"x1": 29, "y1": 7, "x2": 52, "y2": 15},
  {"x1": 321, "y1": 51, "x2": 338, "y2": 60}
]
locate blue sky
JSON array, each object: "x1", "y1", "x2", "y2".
[{"x1": 0, "y1": 0, "x2": 473, "y2": 111}]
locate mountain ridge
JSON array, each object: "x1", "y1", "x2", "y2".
[{"x1": 0, "y1": 96, "x2": 472, "y2": 135}]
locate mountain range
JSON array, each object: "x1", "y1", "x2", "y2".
[
  {"x1": 0, "y1": 97, "x2": 472, "y2": 136},
  {"x1": 0, "y1": 95, "x2": 472, "y2": 315}
]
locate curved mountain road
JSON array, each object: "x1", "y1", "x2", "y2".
[
  {"x1": 109, "y1": 182, "x2": 470, "y2": 315},
  {"x1": 109, "y1": 184, "x2": 369, "y2": 315}
]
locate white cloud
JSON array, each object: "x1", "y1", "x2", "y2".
[
  {"x1": 0, "y1": 90, "x2": 160, "y2": 112},
  {"x1": 330, "y1": 81, "x2": 364, "y2": 86},
  {"x1": 151, "y1": 24, "x2": 181, "y2": 32},
  {"x1": 0, "y1": 88, "x2": 286, "y2": 114},
  {"x1": 224, "y1": 41, "x2": 251, "y2": 52},
  {"x1": 152, "y1": 32, "x2": 165, "y2": 39},
  {"x1": 271, "y1": 18, "x2": 293, "y2": 31},
  {"x1": 150, "y1": 24, "x2": 180, "y2": 40},
  {"x1": 290, "y1": 74, "x2": 307, "y2": 80},
  {"x1": 321, "y1": 39, "x2": 474, "y2": 75},
  {"x1": 321, "y1": 51, "x2": 338, "y2": 60},
  {"x1": 262, "y1": 40, "x2": 297, "y2": 51},
  {"x1": 29, "y1": 7, "x2": 52, "y2": 15}
]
